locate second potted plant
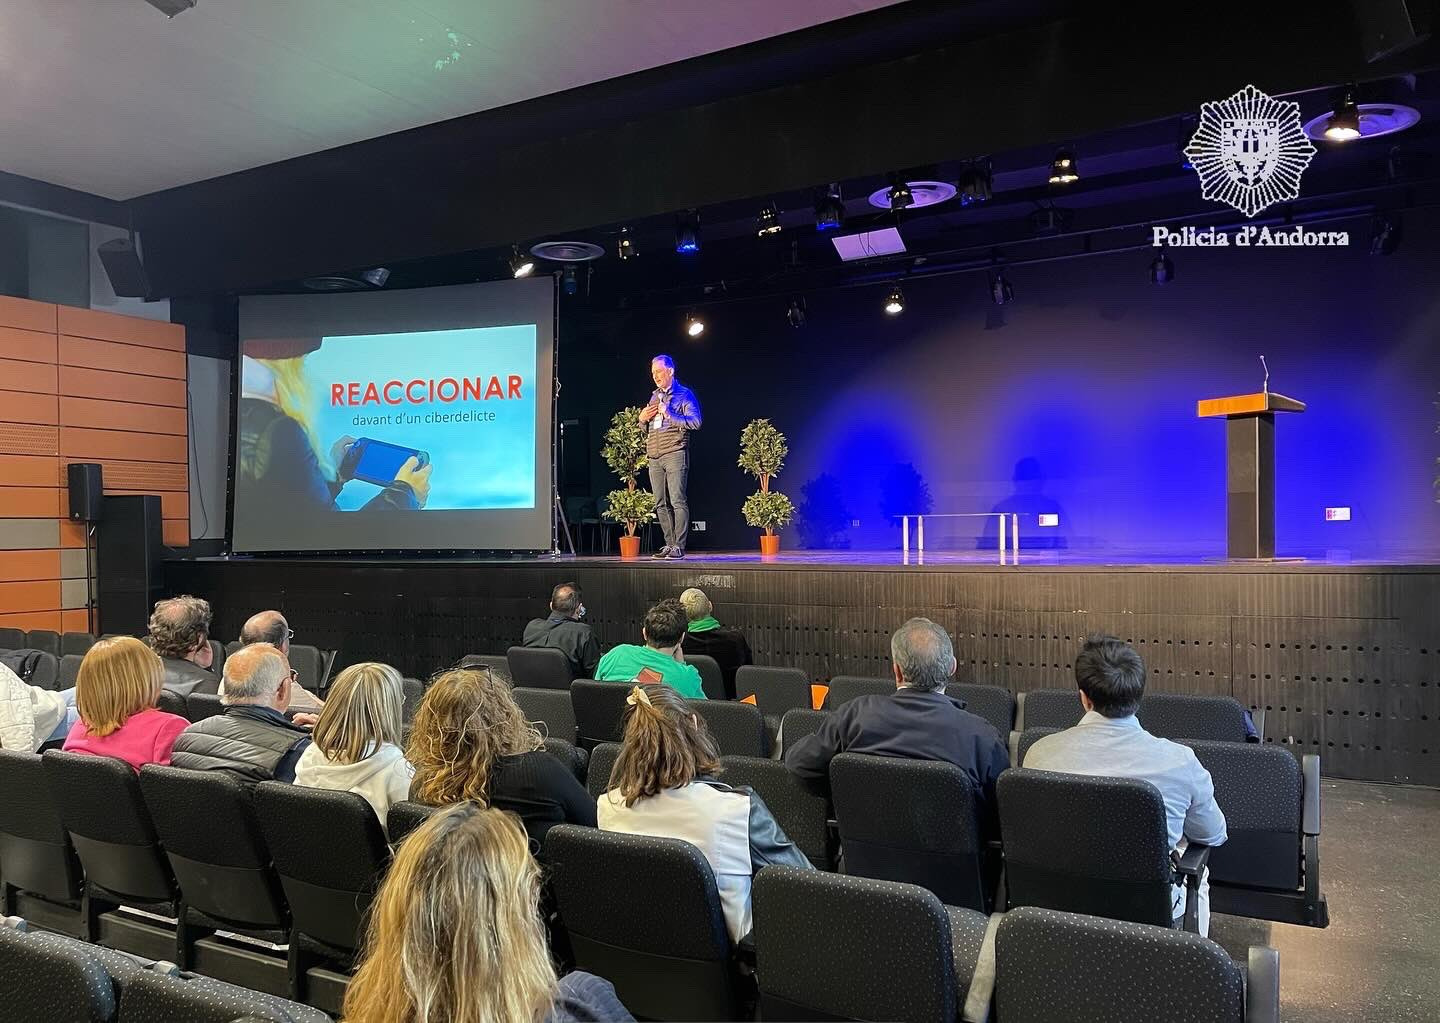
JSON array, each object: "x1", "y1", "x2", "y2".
[{"x1": 738, "y1": 418, "x2": 793, "y2": 555}]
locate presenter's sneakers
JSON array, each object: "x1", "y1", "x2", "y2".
[
  {"x1": 652, "y1": 546, "x2": 672, "y2": 559},
  {"x1": 665, "y1": 547, "x2": 685, "y2": 559}
]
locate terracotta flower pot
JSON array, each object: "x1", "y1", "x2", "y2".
[
  {"x1": 759, "y1": 534, "x2": 781, "y2": 556},
  {"x1": 619, "y1": 535, "x2": 642, "y2": 559}
]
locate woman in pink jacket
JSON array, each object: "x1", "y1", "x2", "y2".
[{"x1": 63, "y1": 637, "x2": 189, "y2": 771}]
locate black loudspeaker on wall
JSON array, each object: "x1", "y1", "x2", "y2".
[
  {"x1": 66, "y1": 463, "x2": 104, "y2": 522},
  {"x1": 97, "y1": 235, "x2": 150, "y2": 299},
  {"x1": 98, "y1": 495, "x2": 163, "y2": 638}
]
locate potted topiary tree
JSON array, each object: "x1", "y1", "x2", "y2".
[
  {"x1": 600, "y1": 407, "x2": 656, "y2": 558},
  {"x1": 738, "y1": 418, "x2": 794, "y2": 555}
]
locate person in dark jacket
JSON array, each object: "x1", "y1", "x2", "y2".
[
  {"x1": 638, "y1": 354, "x2": 701, "y2": 559},
  {"x1": 145, "y1": 595, "x2": 219, "y2": 697},
  {"x1": 170, "y1": 643, "x2": 316, "y2": 784},
  {"x1": 521, "y1": 583, "x2": 601, "y2": 679},
  {"x1": 785, "y1": 617, "x2": 1010, "y2": 829},
  {"x1": 678, "y1": 587, "x2": 752, "y2": 698}
]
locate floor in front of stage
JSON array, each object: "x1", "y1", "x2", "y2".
[{"x1": 1209, "y1": 778, "x2": 1440, "y2": 1023}]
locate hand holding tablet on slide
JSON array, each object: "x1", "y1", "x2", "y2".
[{"x1": 335, "y1": 436, "x2": 434, "y2": 508}]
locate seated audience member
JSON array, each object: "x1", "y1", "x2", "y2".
[
  {"x1": 678, "y1": 587, "x2": 752, "y2": 695},
  {"x1": 594, "y1": 599, "x2": 705, "y2": 700},
  {"x1": 293, "y1": 662, "x2": 413, "y2": 829},
  {"x1": 0, "y1": 660, "x2": 78, "y2": 752},
  {"x1": 145, "y1": 594, "x2": 219, "y2": 696},
  {"x1": 237, "y1": 609, "x2": 324, "y2": 711},
  {"x1": 344, "y1": 802, "x2": 632, "y2": 1023},
  {"x1": 170, "y1": 643, "x2": 314, "y2": 784},
  {"x1": 598, "y1": 683, "x2": 812, "y2": 942},
  {"x1": 1024, "y1": 635, "x2": 1228, "y2": 935},
  {"x1": 521, "y1": 582, "x2": 601, "y2": 679},
  {"x1": 407, "y1": 666, "x2": 595, "y2": 845},
  {"x1": 784, "y1": 618, "x2": 1009, "y2": 827},
  {"x1": 62, "y1": 637, "x2": 189, "y2": 771}
]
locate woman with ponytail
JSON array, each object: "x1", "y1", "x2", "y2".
[{"x1": 597, "y1": 682, "x2": 811, "y2": 942}]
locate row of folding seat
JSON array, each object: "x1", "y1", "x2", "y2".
[{"x1": 0, "y1": 628, "x2": 95, "y2": 658}]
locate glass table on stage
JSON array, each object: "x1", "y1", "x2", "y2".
[{"x1": 896, "y1": 512, "x2": 1020, "y2": 564}]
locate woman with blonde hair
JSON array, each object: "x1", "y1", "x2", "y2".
[
  {"x1": 293, "y1": 662, "x2": 413, "y2": 829},
  {"x1": 343, "y1": 803, "x2": 631, "y2": 1023},
  {"x1": 62, "y1": 636, "x2": 189, "y2": 771},
  {"x1": 407, "y1": 666, "x2": 594, "y2": 845},
  {"x1": 598, "y1": 682, "x2": 812, "y2": 942}
]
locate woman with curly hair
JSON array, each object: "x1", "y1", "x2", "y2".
[
  {"x1": 406, "y1": 666, "x2": 594, "y2": 845},
  {"x1": 343, "y1": 802, "x2": 631, "y2": 1023}
]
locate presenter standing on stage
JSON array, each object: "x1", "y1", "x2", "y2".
[{"x1": 639, "y1": 354, "x2": 702, "y2": 559}]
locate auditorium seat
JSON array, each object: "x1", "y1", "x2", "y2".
[
  {"x1": 185, "y1": 692, "x2": 225, "y2": 724},
  {"x1": 207, "y1": 640, "x2": 226, "y2": 674},
  {"x1": 994, "y1": 906, "x2": 1279, "y2": 1023},
  {"x1": 27, "y1": 652, "x2": 59, "y2": 690},
  {"x1": 953, "y1": 682, "x2": 1017, "y2": 736},
  {"x1": 0, "y1": 627, "x2": 26, "y2": 650},
  {"x1": 57, "y1": 653, "x2": 84, "y2": 690},
  {"x1": 154, "y1": 688, "x2": 187, "y2": 719},
  {"x1": 545, "y1": 824, "x2": 747, "y2": 1021},
  {"x1": 690, "y1": 698, "x2": 768, "y2": 757},
  {"x1": 401, "y1": 677, "x2": 424, "y2": 724},
  {"x1": 507, "y1": 645, "x2": 574, "y2": 690},
  {"x1": 462, "y1": 653, "x2": 511, "y2": 677},
  {"x1": 719, "y1": 756, "x2": 832, "y2": 869},
  {"x1": 571, "y1": 680, "x2": 629, "y2": 750},
  {"x1": 386, "y1": 801, "x2": 435, "y2": 846},
  {"x1": 513, "y1": 686, "x2": 578, "y2": 744},
  {"x1": 1015, "y1": 726, "x2": 1060, "y2": 765},
  {"x1": 586, "y1": 741, "x2": 622, "y2": 800},
  {"x1": 752, "y1": 865, "x2": 988, "y2": 1023},
  {"x1": 998, "y1": 767, "x2": 1209, "y2": 931},
  {"x1": 687, "y1": 653, "x2": 728, "y2": 700},
  {"x1": 42, "y1": 750, "x2": 192, "y2": 962},
  {"x1": 121, "y1": 962, "x2": 331, "y2": 1023},
  {"x1": 253, "y1": 783, "x2": 390, "y2": 1007},
  {"x1": 225, "y1": 640, "x2": 243, "y2": 661},
  {"x1": 829, "y1": 753, "x2": 993, "y2": 912},
  {"x1": 0, "y1": 917, "x2": 141, "y2": 1023},
  {"x1": 25, "y1": 629, "x2": 60, "y2": 657},
  {"x1": 823, "y1": 675, "x2": 893, "y2": 708},
  {"x1": 60, "y1": 631, "x2": 96, "y2": 657},
  {"x1": 1017, "y1": 688, "x2": 1084, "y2": 730},
  {"x1": 735, "y1": 665, "x2": 812, "y2": 719},
  {"x1": 138, "y1": 766, "x2": 296, "y2": 992},
  {"x1": 543, "y1": 736, "x2": 589, "y2": 782},
  {"x1": 1139, "y1": 692, "x2": 1251, "y2": 743},
  {"x1": 0, "y1": 750, "x2": 85, "y2": 927},
  {"x1": 1184, "y1": 740, "x2": 1328, "y2": 927},
  {"x1": 287, "y1": 644, "x2": 330, "y2": 695},
  {"x1": 780, "y1": 707, "x2": 830, "y2": 754}
]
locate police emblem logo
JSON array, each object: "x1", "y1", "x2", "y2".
[{"x1": 1185, "y1": 85, "x2": 1316, "y2": 217}]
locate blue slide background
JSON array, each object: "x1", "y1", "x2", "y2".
[{"x1": 304, "y1": 325, "x2": 537, "y2": 511}]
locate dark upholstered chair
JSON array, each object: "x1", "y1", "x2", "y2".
[
  {"x1": 507, "y1": 645, "x2": 575, "y2": 690},
  {"x1": 224, "y1": 640, "x2": 243, "y2": 661},
  {"x1": 829, "y1": 753, "x2": 993, "y2": 912},
  {"x1": 1184, "y1": 740, "x2": 1328, "y2": 927},
  {"x1": 0, "y1": 627, "x2": 26, "y2": 650},
  {"x1": 735, "y1": 665, "x2": 811, "y2": 719},
  {"x1": 42, "y1": 750, "x2": 191, "y2": 961},
  {"x1": 0, "y1": 919, "x2": 142, "y2": 1023},
  {"x1": 25, "y1": 629, "x2": 60, "y2": 656},
  {"x1": 60, "y1": 632, "x2": 96, "y2": 657},
  {"x1": 687, "y1": 654, "x2": 727, "y2": 700},
  {"x1": 545, "y1": 824, "x2": 743, "y2": 1022},
  {"x1": 571, "y1": 680, "x2": 629, "y2": 750},
  {"x1": 27, "y1": 652, "x2": 58, "y2": 690},
  {"x1": 0, "y1": 750, "x2": 84, "y2": 923},
  {"x1": 952, "y1": 683, "x2": 1016, "y2": 736},
  {"x1": 386, "y1": 801, "x2": 436, "y2": 847},
  {"x1": 461, "y1": 653, "x2": 511, "y2": 677},
  {"x1": 287, "y1": 644, "x2": 328, "y2": 694},
  {"x1": 513, "y1": 686, "x2": 578, "y2": 745},
  {"x1": 994, "y1": 906, "x2": 1279, "y2": 1023},
  {"x1": 543, "y1": 736, "x2": 589, "y2": 782},
  {"x1": 823, "y1": 676, "x2": 893, "y2": 708},
  {"x1": 401, "y1": 678, "x2": 424, "y2": 724},
  {"x1": 690, "y1": 699, "x2": 767, "y2": 757},
  {"x1": 1018, "y1": 688, "x2": 1084, "y2": 730},
  {"x1": 1140, "y1": 693, "x2": 1251, "y2": 743},
  {"x1": 586, "y1": 742, "x2": 622, "y2": 800},
  {"x1": 752, "y1": 865, "x2": 989, "y2": 1023},
  {"x1": 997, "y1": 768, "x2": 1209, "y2": 932},
  {"x1": 184, "y1": 692, "x2": 224, "y2": 724},
  {"x1": 153, "y1": 689, "x2": 187, "y2": 719},
  {"x1": 780, "y1": 707, "x2": 830, "y2": 754},
  {"x1": 719, "y1": 756, "x2": 832, "y2": 869},
  {"x1": 120, "y1": 964, "x2": 331, "y2": 1023},
  {"x1": 254, "y1": 783, "x2": 390, "y2": 1001},
  {"x1": 206, "y1": 640, "x2": 226, "y2": 675},
  {"x1": 1016, "y1": 726, "x2": 1061, "y2": 765},
  {"x1": 57, "y1": 653, "x2": 84, "y2": 690}
]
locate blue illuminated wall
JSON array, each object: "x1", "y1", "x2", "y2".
[{"x1": 563, "y1": 208, "x2": 1440, "y2": 561}]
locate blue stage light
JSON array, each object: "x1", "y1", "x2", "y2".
[{"x1": 675, "y1": 211, "x2": 700, "y2": 254}]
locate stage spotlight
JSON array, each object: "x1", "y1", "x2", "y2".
[
  {"x1": 616, "y1": 227, "x2": 637, "y2": 261},
  {"x1": 814, "y1": 185, "x2": 844, "y2": 231},
  {"x1": 883, "y1": 284, "x2": 906, "y2": 316},
  {"x1": 1048, "y1": 148, "x2": 1079, "y2": 185},
  {"x1": 1370, "y1": 213, "x2": 1403, "y2": 255},
  {"x1": 756, "y1": 202, "x2": 783, "y2": 237},
  {"x1": 956, "y1": 160, "x2": 993, "y2": 205},
  {"x1": 509, "y1": 246, "x2": 535, "y2": 278},
  {"x1": 358, "y1": 267, "x2": 390, "y2": 288},
  {"x1": 561, "y1": 265, "x2": 579, "y2": 296},
  {"x1": 786, "y1": 297, "x2": 807, "y2": 328},
  {"x1": 1324, "y1": 84, "x2": 1361, "y2": 141},
  {"x1": 887, "y1": 179, "x2": 914, "y2": 210},
  {"x1": 675, "y1": 211, "x2": 701, "y2": 254},
  {"x1": 1149, "y1": 252, "x2": 1175, "y2": 284},
  {"x1": 989, "y1": 270, "x2": 1014, "y2": 305},
  {"x1": 685, "y1": 311, "x2": 706, "y2": 337}
]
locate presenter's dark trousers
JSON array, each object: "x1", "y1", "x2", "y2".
[{"x1": 648, "y1": 449, "x2": 689, "y2": 551}]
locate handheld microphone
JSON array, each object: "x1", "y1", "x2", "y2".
[{"x1": 1260, "y1": 355, "x2": 1269, "y2": 396}]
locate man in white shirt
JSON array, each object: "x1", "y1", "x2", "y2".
[{"x1": 1024, "y1": 635, "x2": 1227, "y2": 934}]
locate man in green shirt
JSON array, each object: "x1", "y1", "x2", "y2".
[{"x1": 595, "y1": 598, "x2": 706, "y2": 700}]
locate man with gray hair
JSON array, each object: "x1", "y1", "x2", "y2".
[
  {"x1": 785, "y1": 618, "x2": 1009, "y2": 822},
  {"x1": 170, "y1": 643, "x2": 314, "y2": 784},
  {"x1": 237, "y1": 610, "x2": 324, "y2": 712},
  {"x1": 678, "y1": 587, "x2": 752, "y2": 698}
]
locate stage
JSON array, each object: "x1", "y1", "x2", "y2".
[{"x1": 164, "y1": 548, "x2": 1440, "y2": 789}]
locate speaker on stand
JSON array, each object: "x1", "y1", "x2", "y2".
[{"x1": 66, "y1": 463, "x2": 103, "y2": 635}]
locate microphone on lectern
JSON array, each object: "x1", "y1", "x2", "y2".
[{"x1": 1260, "y1": 355, "x2": 1270, "y2": 396}]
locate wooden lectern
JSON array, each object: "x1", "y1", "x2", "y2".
[{"x1": 1197, "y1": 391, "x2": 1305, "y2": 559}]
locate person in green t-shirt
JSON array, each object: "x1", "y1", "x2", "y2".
[{"x1": 594, "y1": 598, "x2": 706, "y2": 700}]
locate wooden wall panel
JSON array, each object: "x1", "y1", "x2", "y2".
[
  {"x1": 0, "y1": 455, "x2": 59, "y2": 487},
  {"x1": 59, "y1": 397, "x2": 186, "y2": 436},
  {"x1": 0, "y1": 610, "x2": 63, "y2": 631},
  {"x1": 58, "y1": 306, "x2": 185, "y2": 351},
  {"x1": 61, "y1": 609, "x2": 89, "y2": 633},
  {"x1": 59, "y1": 428, "x2": 187, "y2": 464},
  {"x1": 0, "y1": 391, "x2": 59, "y2": 426},
  {"x1": 0, "y1": 327, "x2": 58, "y2": 365},
  {"x1": 0, "y1": 425, "x2": 59, "y2": 457},
  {"x1": 0, "y1": 580, "x2": 62, "y2": 613},
  {"x1": 0, "y1": 488, "x2": 62, "y2": 518},
  {"x1": 65, "y1": 488, "x2": 188, "y2": 522},
  {"x1": 60, "y1": 521, "x2": 86, "y2": 549},
  {"x1": 163, "y1": 521, "x2": 187, "y2": 547},
  {"x1": 0, "y1": 359, "x2": 58, "y2": 393},
  {"x1": 0, "y1": 550, "x2": 61, "y2": 582},
  {"x1": 59, "y1": 336, "x2": 186, "y2": 380},
  {"x1": 90, "y1": 460, "x2": 188, "y2": 490},
  {"x1": 0, "y1": 296, "x2": 57, "y2": 334},
  {"x1": 59, "y1": 367, "x2": 186, "y2": 408}
]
